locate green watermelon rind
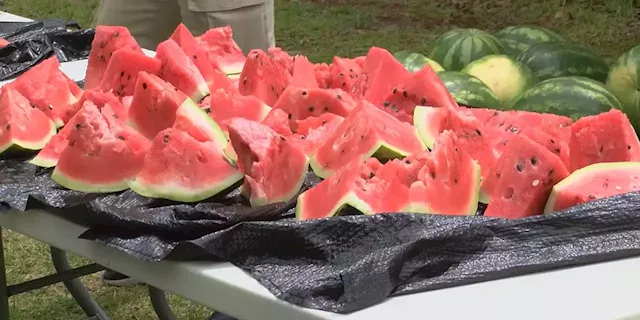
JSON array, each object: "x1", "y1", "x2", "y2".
[
  {"x1": 437, "y1": 71, "x2": 502, "y2": 110},
  {"x1": 394, "y1": 51, "x2": 445, "y2": 73},
  {"x1": 295, "y1": 191, "x2": 373, "y2": 220},
  {"x1": 51, "y1": 168, "x2": 131, "y2": 193},
  {"x1": 127, "y1": 171, "x2": 245, "y2": 203},
  {"x1": 249, "y1": 157, "x2": 310, "y2": 208},
  {"x1": 28, "y1": 155, "x2": 58, "y2": 168},
  {"x1": 543, "y1": 161, "x2": 640, "y2": 214},
  {"x1": 460, "y1": 54, "x2": 537, "y2": 108},
  {"x1": 515, "y1": 41, "x2": 609, "y2": 83},
  {"x1": 409, "y1": 160, "x2": 482, "y2": 215},
  {"x1": 413, "y1": 106, "x2": 444, "y2": 149},
  {"x1": 510, "y1": 76, "x2": 623, "y2": 119},
  {"x1": 494, "y1": 25, "x2": 566, "y2": 57},
  {"x1": 429, "y1": 28, "x2": 506, "y2": 71},
  {"x1": 309, "y1": 129, "x2": 426, "y2": 179},
  {"x1": 177, "y1": 98, "x2": 229, "y2": 150},
  {"x1": 605, "y1": 45, "x2": 640, "y2": 131},
  {"x1": 0, "y1": 120, "x2": 57, "y2": 153}
]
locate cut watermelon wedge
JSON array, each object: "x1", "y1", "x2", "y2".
[
  {"x1": 238, "y1": 49, "x2": 292, "y2": 106},
  {"x1": 0, "y1": 87, "x2": 56, "y2": 154},
  {"x1": 290, "y1": 56, "x2": 319, "y2": 88},
  {"x1": 127, "y1": 128, "x2": 243, "y2": 202},
  {"x1": 99, "y1": 49, "x2": 162, "y2": 97},
  {"x1": 51, "y1": 103, "x2": 151, "y2": 193},
  {"x1": 272, "y1": 87, "x2": 356, "y2": 122},
  {"x1": 169, "y1": 23, "x2": 223, "y2": 89},
  {"x1": 204, "y1": 89, "x2": 272, "y2": 134},
  {"x1": 84, "y1": 26, "x2": 142, "y2": 90},
  {"x1": 195, "y1": 26, "x2": 246, "y2": 75},
  {"x1": 61, "y1": 89, "x2": 128, "y2": 124},
  {"x1": 156, "y1": 39, "x2": 210, "y2": 102}
]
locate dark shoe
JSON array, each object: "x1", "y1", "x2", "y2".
[
  {"x1": 101, "y1": 269, "x2": 142, "y2": 286},
  {"x1": 208, "y1": 312, "x2": 239, "y2": 320}
]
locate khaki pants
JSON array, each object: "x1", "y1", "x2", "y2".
[{"x1": 92, "y1": 0, "x2": 275, "y2": 54}]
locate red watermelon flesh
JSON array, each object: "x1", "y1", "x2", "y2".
[
  {"x1": 569, "y1": 109, "x2": 640, "y2": 172},
  {"x1": 62, "y1": 89, "x2": 128, "y2": 124},
  {"x1": 127, "y1": 128, "x2": 243, "y2": 202},
  {"x1": 409, "y1": 130, "x2": 481, "y2": 215},
  {"x1": 51, "y1": 102, "x2": 151, "y2": 192},
  {"x1": 290, "y1": 56, "x2": 319, "y2": 88},
  {"x1": 205, "y1": 88, "x2": 272, "y2": 134},
  {"x1": 289, "y1": 113, "x2": 344, "y2": 156},
  {"x1": 127, "y1": 72, "x2": 188, "y2": 140},
  {"x1": 328, "y1": 56, "x2": 362, "y2": 95},
  {"x1": 99, "y1": 49, "x2": 162, "y2": 97},
  {"x1": 156, "y1": 39, "x2": 210, "y2": 102},
  {"x1": 544, "y1": 162, "x2": 640, "y2": 214},
  {"x1": 272, "y1": 87, "x2": 356, "y2": 122},
  {"x1": 84, "y1": 26, "x2": 142, "y2": 90},
  {"x1": 195, "y1": 26, "x2": 246, "y2": 75},
  {"x1": 351, "y1": 47, "x2": 411, "y2": 100},
  {"x1": 481, "y1": 134, "x2": 570, "y2": 219},
  {"x1": 296, "y1": 157, "x2": 411, "y2": 220},
  {"x1": 261, "y1": 108, "x2": 293, "y2": 136},
  {"x1": 169, "y1": 23, "x2": 224, "y2": 88},
  {"x1": 121, "y1": 95, "x2": 133, "y2": 109},
  {"x1": 310, "y1": 101, "x2": 426, "y2": 179},
  {"x1": 0, "y1": 87, "x2": 56, "y2": 154},
  {"x1": 64, "y1": 74, "x2": 83, "y2": 100},
  {"x1": 9, "y1": 56, "x2": 78, "y2": 127},
  {"x1": 268, "y1": 47, "x2": 295, "y2": 74},
  {"x1": 31, "y1": 98, "x2": 125, "y2": 168},
  {"x1": 238, "y1": 49, "x2": 292, "y2": 106},
  {"x1": 228, "y1": 118, "x2": 309, "y2": 207},
  {"x1": 314, "y1": 63, "x2": 332, "y2": 88}
]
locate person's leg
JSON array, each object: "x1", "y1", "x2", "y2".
[
  {"x1": 178, "y1": 0, "x2": 276, "y2": 54},
  {"x1": 92, "y1": 0, "x2": 183, "y2": 50}
]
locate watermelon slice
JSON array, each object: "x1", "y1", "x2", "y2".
[
  {"x1": 64, "y1": 73, "x2": 83, "y2": 100},
  {"x1": 127, "y1": 72, "x2": 227, "y2": 148},
  {"x1": 268, "y1": 47, "x2": 295, "y2": 74},
  {"x1": 156, "y1": 39, "x2": 210, "y2": 102},
  {"x1": 296, "y1": 157, "x2": 412, "y2": 220},
  {"x1": 544, "y1": 162, "x2": 640, "y2": 213},
  {"x1": 408, "y1": 130, "x2": 482, "y2": 215},
  {"x1": 195, "y1": 26, "x2": 246, "y2": 75},
  {"x1": 99, "y1": 49, "x2": 162, "y2": 97},
  {"x1": 290, "y1": 56, "x2": 319, "y2": 88},
  {"x1": 310, "y1": 101, "x2": 426, "y2": 179},
  {"x1": 569, "y1": 109, "x2": 640, "y2": 172},
  {"x1": 0, "y1": 87, "x2": 56, "y2": 154},
  {"x1": 238, "y1": 49, "x2": 292, "y2": 106},
  {"x1": 84, "y1": 26, "x2": 142, "y2": 90},
  {"x1": 169, "y1": 23, "x2": 223, "y2": 88},
  {"x1": 127, "y1": 128, "x2": 243, "y2": 202},
  {"x1": 481, "y1": 134, "x2": 570, "y2": 218},
  {"x1": 227, "y1": 118, "x2": 309, "y2": 207},
  {"x1": 289, "y1": 113, "x2": 345, "y2": 156},
  {"x1": 61, "y1": 88, "x2": 128, "y2": 124},
  {"x1": 9, "y1": 56, "x2": 78, "y2": 127},
  {"x1": 261, "y1": 108, "x2": 293, "y2": 136},
  {"x1": 314, "y1": 63, "x2": 332, "y2": 88},
  {"x1": 328, "y1": 56, "x2": 362, "y2": 95},
  {"x1": 51, "y1": 103, "x2": 151, "y2": 193},
  {"x1": 352, "y1": 47, "x2": 411, "y2": 99},
  {"x1": 272, "y1": 87, "x2": 356, "y2": 122},
  {"x1": 202, "y1": 89, "x2": 272, "y2": 135}
]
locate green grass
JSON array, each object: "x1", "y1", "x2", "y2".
[{"x1": 1, "y1": 0, "x2": 640, "y2": 319}]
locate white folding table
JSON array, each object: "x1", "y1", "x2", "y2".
[{"x1": 2, "y1": 10, "x2": 640, "y2": 320}]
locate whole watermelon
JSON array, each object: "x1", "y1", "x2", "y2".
[
  {"x1": 511, "y1": 76, "x2": 622, "y2": 119},
  {"x1": 437, "y1": 71, "x2": 502, "y2": 110},
  {"x1": 606, "y1": 44, "x2": 640, "y2": 131},
  {"x1": 429, "y1": 28, "x2": 505, "y2": 71},
  {"x1": 494, "y1": 25, "x2": 566, "y2": 57},
  {"x1": 516, "y1": 41, "x2": 609, "y2": 82},
  {"x1": 394, "y1": 51, "x2": 445, "y2": 72}
]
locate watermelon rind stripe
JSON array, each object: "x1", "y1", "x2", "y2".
[
  {"x1": 51, "y1": 169, "x2": 131, "y2": 193},
  {"x1": 437, "y1": 71, "x2": 502, "y2": 110},
  {"x1": 543, "y1": 162, "x2": 640, "y2": 214},
  {"x1": 429, "y1": 28, "x2": 505, "y2": 71},
  {"x1": 127, "y1": 171, "x2": 245, "y2": 203},
  {"x1": 495, "y1": 25, "x2": 566, "y2": 57},
  {"x1": 606, "y1": 45, "x2": 640, "y2": 131}
]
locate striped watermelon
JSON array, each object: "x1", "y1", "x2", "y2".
[
  {"x1": 428, "y1": 28, "x2": 505, "y2": 71},
  {"x1": 606, "y1": 44, "x2": 640, "y2": 132},
  {"x1": 511, "y1": 76, "x2": 622, "y2": 119},
  {"x1": 461, "y1": 54, "x2": 537, "y2": 108},
  {"x1": 516, "y1": 41, "x2": 609, "y2": 82},
  {"x1": 394, "y1": 51, "x2": 444, "y2": 72},
  {"x1": 494, "y1": 25, "x2": 566, "y2": 57},
  {"x1": 437, "y1": 71, "x2": 502, "y2": 110}
]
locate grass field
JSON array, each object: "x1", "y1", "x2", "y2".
[{"x1": 2, "y1": 0, "x2": 640, "y2": 319}]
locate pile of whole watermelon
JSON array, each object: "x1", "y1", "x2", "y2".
[{"x1": 1, "y1": 23, "x2": 640, "y2": 221}]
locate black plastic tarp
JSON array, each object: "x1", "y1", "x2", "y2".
[
  {"x1": 0, "y1": 19, "x2": 94, "y2": 81},
  {"x1": 2, "y1": 158, "x2": 640, "y2": 314}
]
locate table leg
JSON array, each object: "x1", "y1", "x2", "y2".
[
  {"x1": 49, "y1": 247, "x2": 109, "y2": 320},
  {"x1": 0, "y1": 227, "x2": 10, "y2": 320},
  {"x1": 148, "y1": 286, "x2": 178, "y2": 320}
]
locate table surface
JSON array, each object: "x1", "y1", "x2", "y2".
[{"x1": 2, "y1": 10, "x2": 640, "y2": 320}]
